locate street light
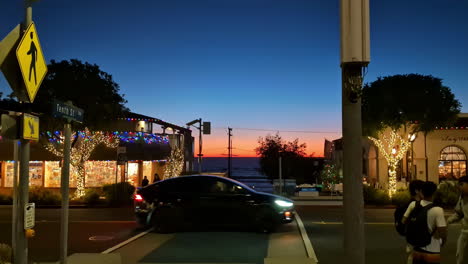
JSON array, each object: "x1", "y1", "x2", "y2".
[{"x1": 407, "y1": 133, "x2": 417, "y2": 182}]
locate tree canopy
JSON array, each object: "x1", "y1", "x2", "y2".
[
  {"x1": 362, "y1": 74, "x2": 461, "y2": 136},
  {"x1": 30, "y1": 59, "x2": 129, "y2": 131},
  {"x1": 256, "y1": 134, "x2": 321, "y2": 183}
]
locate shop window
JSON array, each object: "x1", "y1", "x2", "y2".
[
  {"x1": 143, "y1": 161, "x2": 152, "y2": 180},
  {"x1": 4, "y1": 162, "x2": 15, "y2": 187},
  {"x1": 29, "y1": 162, "x2": 43, "y2": 187},
  {"x1": 3, "y1": 161, "x2": 50, "y2": 187},
  {"x1": 85, "y1": 161, "x2": 117, "y2": 187},
  {"x1": 439, "y1": 146, "x2": 467, "y2": 181},
  {"x1": 44, "y1": 161, "x2": 77, "y2": 188},
  {"x1": 127, "y1": 162, "x2": 139, "y2": 186}
]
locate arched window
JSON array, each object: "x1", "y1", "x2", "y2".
[{"x1": 439, "y1": 146, "x2": 467, "y2": 181}]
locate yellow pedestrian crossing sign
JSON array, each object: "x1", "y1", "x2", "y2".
[
  {"x1": 16, "y1": 22, "x2": 47, "y2": 103},
  {"x1": 22, "y1": 113, "x2": 39, "y2": 141}
]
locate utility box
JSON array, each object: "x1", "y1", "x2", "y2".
[{"x1": 340, "y1": 0, "x2": 370, "y2": 64}]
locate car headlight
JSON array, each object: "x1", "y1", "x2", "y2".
[{"x1": 275, "y1": 200, "x2": 293, "y2": 207}]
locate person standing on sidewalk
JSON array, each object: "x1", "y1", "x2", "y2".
[
  {"x1": 396, "y1": 180, "x2": 425, "y2": 264},
  {"x1": 403, "y1": 181, "x2": 447, "y2": 264},
  {"x1": 448, "y1": 176, "x2": 468, "y2": 264}
]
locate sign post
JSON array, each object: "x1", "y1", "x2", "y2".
[
  {"x1": 0, "y1": 1, "x2": 47, "y2": 263},
  {"x1": 52, "y1": 100, "x2": 83, "y2": 264}
]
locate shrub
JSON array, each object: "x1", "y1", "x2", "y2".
[
  {"x1": 83, "y1": 189, "x2": 102, "y2": 207},
  {"x1": 29, "y1": 187, "x2": 61, "y2": 206},
  {"x1": 374, "y1": 189, "x2": 391, "y2": 205},
  {"x1": 434, "y1": 181, "x2": 460, "y2": 207},
  {"x1": 0, "y1": 194, "x2": 12, "y2": 205},
  {"x1": 363, "y1": 185, "x2": 391, "y2": 205},
  {"x1": 391, "y1": 190, "x2": 411, "y2": 207},
  {"x1": 103, "y1": 182, "x2": 135, "y2": 206},
  {"x1": 0, "y1": 243, "x2": 12, "y2": 264}
]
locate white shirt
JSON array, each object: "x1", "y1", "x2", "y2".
[{"x1": 403, "y1": 200, "x2": 447, "y2": 253}]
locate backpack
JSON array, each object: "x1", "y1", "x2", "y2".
[
  {"x1": 394, "y1": 201, "x2": 411, "y2": 236},
  {"x1": 406, "y1": 201, "x2": 436, "y2": 248}
]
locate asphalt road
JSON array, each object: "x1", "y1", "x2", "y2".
[
  {"x1": 0, "y1": 207, "x2": 139, "y2": 262},
  {"x1": 296, "y1": 206, "x2": 460, "y2": 264}
]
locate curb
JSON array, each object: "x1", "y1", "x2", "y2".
[{"x1": 0, "y1": 204, "x2": 132, "y2": 209}]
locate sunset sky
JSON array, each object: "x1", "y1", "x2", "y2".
[{"x1": 1, "y1": 0, "x2": 467, "y2": 157}]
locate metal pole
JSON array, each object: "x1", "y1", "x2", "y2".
[
  {"x1": 228, "y1": 128, "x2": 232, "y2": 177},
  {"x1": 14, "y1": 2, "x2": 33, "y2": 263},
  {"x1": 12, "y1": 140, "x2": 19, "y2": 253},
  {"x1": 16, "y1": 139, "x2": 30, "y2": 264},
  {"x1": 198, "y1": 119, "x2": 202, "y2": 174},
  {"x1": 342, "y1": 64, "x2": 365, "y2": 264},
  {"x1": 279, "y1": 156, "x2": 282, "y2": 194},
  {"x1": 60, "y1": 123, "x2": 71, "y2": 264}
]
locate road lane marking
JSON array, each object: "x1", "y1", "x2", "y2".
[
  {"x1": 101, "y1": 227, "x2": 154, "y2": 254},
  {"x1": 295, "y1": 213, "x2": 319, "y2": 263}
]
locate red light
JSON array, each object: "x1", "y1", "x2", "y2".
[
  {"x1": 284, "y1": 211, "x2": 291, "y2": 217},
  {"x1": 134, "y1": 194, "x2": 143, "y2": 202}
]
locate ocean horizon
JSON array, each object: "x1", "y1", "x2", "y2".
[{"x1": 193, "y1": 157, "x2": 262, "y2": 176}]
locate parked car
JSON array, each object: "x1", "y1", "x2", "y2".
[{"x1": 134, "y1": 175, "x2": 295, "y2": 233}]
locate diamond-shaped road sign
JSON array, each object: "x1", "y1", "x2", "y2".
[{"x1": 16, "y1": 22, "x2": 47, "y2": 103}]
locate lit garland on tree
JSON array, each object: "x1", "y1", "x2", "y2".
[
  {"x1": 44, "y1": 128, "x2": 120, "y2": 198},
  {"x1": 369, "y1": 130, "x2": 410, "y2": 197},
  {"x1": 163, "y1": 146, "x2": 185, "y2": 179}
]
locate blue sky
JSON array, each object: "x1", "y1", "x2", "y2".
[{"x1": 1, "y1": 0, "x2": 467, "y2": 156}]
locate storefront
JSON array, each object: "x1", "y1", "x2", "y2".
[
  {"x1": 365, "y1": 113, "x2": 468, "y2": 186},
  {"x1": 0, "y1": 132, "x2": 171, "y2": 192},
  {"x1": 0, "y1": 159, "x2": 167, "y2": 190}
]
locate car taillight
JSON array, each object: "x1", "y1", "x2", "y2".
[
  {"x1": 134, "y1": 194, "x2": 143, "y2": 202},
  {"x1": 284, "y1": 211, "x2": 291, "y2": 218}
]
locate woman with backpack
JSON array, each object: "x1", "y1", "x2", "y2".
[{"x1": 448, "y1": 176, "x2": 468, "y2": 264}]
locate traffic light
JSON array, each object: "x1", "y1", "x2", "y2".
[{"x1": 203, "y1": 122, "x2": 211, "y2": 135}]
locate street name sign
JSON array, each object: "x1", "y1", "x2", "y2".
[
  {"x1": 52, "y1": 100, "x2": 84, "y2": 123},
  {"x1": 22, "y1": 113, "x2": 39, "y2": 141},
  {"x1": 24, "y1": 203, "x2": 35, "y2": 229},
  {"x1": 16, "y1": 22, "x2": 47, "y2": 103}
]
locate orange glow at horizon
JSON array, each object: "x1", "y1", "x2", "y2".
[{"x1": 194, "y1": 129, "x2": 340, "y2": 158}]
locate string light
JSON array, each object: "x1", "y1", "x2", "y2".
[
  {"x1": 44, "y1": 131, "x2": 169, "y2": 145},
  {"x1": 369, "y1": 130, "x2": 410, "y2": 197},
  {"x1": 163, "y1": 146, "x2": 185, "y2": 179},
  {"x1": 45, "y1": 128, "x2": 120, "y2": 198}
]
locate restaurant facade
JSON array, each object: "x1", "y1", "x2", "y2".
[{"x1": 0, "y1": 112, "x2": 194, "y2": 194}]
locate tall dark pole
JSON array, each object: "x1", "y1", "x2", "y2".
[
  {"x1": 198, "y1": 118, "x2": 203, "y2": 174},
  {"x1": 340, "y1": 0, "x2": 369, "y2": 263},
  {"x1": 228, "y1": 127, "x2": 232, "y2": 177},
  {"x1": 60, "y1": 123, "x2": 71, "y2": 264},
  {"x1": 342, "y1": 64, "x2": 365, "y2": 263}
]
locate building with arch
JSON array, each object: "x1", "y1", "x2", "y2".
[{"x1": 327, "y1": 113, "x2": 468, "y2": 188}]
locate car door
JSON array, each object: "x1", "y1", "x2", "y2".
[{"x1": 198, "y1": 177, "x2": 254, "y2": 227}]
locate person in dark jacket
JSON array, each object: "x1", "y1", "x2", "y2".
[{"x1": 142, "y1": 176, "x2": 149, "y2": 187}]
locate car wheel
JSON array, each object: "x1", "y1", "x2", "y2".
[
  {"x1": 151, "y1": 207, "x2": 182, "y2": 234},
  {"x1": 255, "y1": 207, "x2": 278, "y2": 233},
  {"x1": 136, "y1": 215, "x2": 148, "y2": 228}
]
